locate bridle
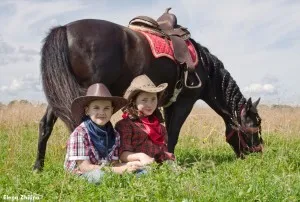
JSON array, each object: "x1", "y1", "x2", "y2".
[{"x1": 226, "y1": 105, "x2": 262, "y2": 153}]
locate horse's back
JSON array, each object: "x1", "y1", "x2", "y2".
[{"x1": 66, "y1": 19, "x2": 125, "y2": 38}]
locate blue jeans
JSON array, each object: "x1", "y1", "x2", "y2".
[
  {"x1": 135, "y1": 169, "x2": 148, "y2": 177},
  {"x1": 81, "y1": 169, "x2": 105, "y2": 184}
]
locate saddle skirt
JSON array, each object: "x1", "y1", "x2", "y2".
[{"x1": 136, "y1": 30, "x2": 198, "y2": 66}]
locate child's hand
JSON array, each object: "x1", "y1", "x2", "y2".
[
  {"x1": 125, "y1": 161, "x2": 144, "y2": 173},
  {"x1": 138, "y1": 153, "x2": 155, "y2": 165}
]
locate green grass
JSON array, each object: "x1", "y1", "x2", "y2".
[{"x1": 1, "y1": 121, "x2": 300, "y2": 202}]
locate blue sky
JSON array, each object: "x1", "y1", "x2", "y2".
[{"x1": 0, "y1": 0, "x2": 299, "y2": 105}]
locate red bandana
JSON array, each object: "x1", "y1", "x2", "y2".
[
  {"x1": 122, "y1": 113, "x2": 165, "y2": 145},
  {"x1": 140, "y1": 116, "x2": 165, "y2": 145}
]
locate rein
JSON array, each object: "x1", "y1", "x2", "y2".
[
  {"x1": 226, "y1": 105, "x2": 262, "y2": 152},
  {"x1": 226, "y1": 128, "x2": 262, "y2": 152}
]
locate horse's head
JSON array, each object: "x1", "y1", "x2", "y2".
[{"x1": 226, "y1": 98, "x2": 263, "y2": 158}]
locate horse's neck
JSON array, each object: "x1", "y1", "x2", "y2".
[{"x1": 203, "y1": 51, "x2": 246, "y2": 123}]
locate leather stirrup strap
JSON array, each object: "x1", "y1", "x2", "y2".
[{"x1": 170, "y1": 36, "x2": 194, "y2": 72}]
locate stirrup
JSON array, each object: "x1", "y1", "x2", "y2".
[{"x1": 183, "y1": 70, "x2": 202, "y2": 89}]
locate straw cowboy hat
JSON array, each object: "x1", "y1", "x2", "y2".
[
  {"x1": 124, "y1": 74, "x2": 168, "y2": 102},
  {"x1": 71, "y1": 83, "x2": 127, "y2": 124}
]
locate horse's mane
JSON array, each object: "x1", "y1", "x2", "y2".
[{"x1": 197, "y1": 42, "x2": 246, "y2": 120}]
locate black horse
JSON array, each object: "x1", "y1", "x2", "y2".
[{"x1": 33, "y1": 15, "x2": 263, "y2": 171}]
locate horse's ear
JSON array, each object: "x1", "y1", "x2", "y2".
[
  {"x1": 246, "y1": 97, "x2": 252, "y2": 111},
  {"x1": 252, "y1": 97, "x2": 260, "y2": 109}
]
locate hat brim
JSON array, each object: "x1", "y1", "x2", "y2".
[
  {"x1": 124, "y1": 83, "x2": 168, "y2": 101},
  {"x1": 71, "y1": 96, "x2": 127, "y2": 125}
]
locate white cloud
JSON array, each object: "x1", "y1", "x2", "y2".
[
  {"x1": 0, "y1": 0, "x2": 88, "y2": 51},
  {"x1": 18, "y1": 46, "x2": 39, "y2": 55},
  {"x1": 0, "y1": 74, "x2": 42, "y2": 95},
  {"x1": 0, "y1": 35, "x2": 39, "y2": 65},
  {"x1": 243, "y1": 83, "x2": 277, "y2": 95}
]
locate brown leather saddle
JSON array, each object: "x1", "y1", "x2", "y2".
[{"x1": 129, "y1": 8, "x2": 201, "y2": 89}]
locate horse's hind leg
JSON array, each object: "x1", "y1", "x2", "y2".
[{"x1": 33, "y1": 106, "x2": 57, "y2": 171}]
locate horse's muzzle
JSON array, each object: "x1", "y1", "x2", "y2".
[{"x1": 246, "y1": 144, "x2": 263, "y2": 153}]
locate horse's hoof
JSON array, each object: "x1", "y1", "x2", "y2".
[{"x1": 32, "y1": 162, "x2": 43, "y2": 172}]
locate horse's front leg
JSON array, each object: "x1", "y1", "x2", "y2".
[
  {"x1": 164, "y1": 95, "x2": 196, "y2": 153},
  {"x1": 33, "y1": 106, "x2": 57, "y2": 171}
]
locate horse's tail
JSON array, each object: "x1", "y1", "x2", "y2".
[{"x1": 41, "y1": 26, "x2": 84, "y2": 131}]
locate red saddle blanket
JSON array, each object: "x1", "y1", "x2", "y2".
[{"x1": 139, "y1": 31, "x2": 198, "y2": 66}]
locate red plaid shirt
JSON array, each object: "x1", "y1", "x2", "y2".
[
  {"x1": 115, "y1": 118, "x2": 174, "y2": 162},
  {"x1": 64, "y1": 122, "x2": 120, "y2": 174}
]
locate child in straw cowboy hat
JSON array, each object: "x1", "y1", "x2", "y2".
[
  {"x1": 64, "y1": 83, "x2": 144, "y2": 184},
  {"x1": 115, "y1": 75, "x2": 175, "y2": 166}
]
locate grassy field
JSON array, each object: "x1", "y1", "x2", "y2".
[{"x1": 0, "y1": 103, "x2": 300, "y2": 201}]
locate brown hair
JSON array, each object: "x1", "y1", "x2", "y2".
[{"x1": 122, "y1": 91, "x2": 164, "y2": 123}]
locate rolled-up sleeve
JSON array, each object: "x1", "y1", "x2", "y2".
[{"x1": 115, "y1": 119, "x2": 134, "y2": 154}]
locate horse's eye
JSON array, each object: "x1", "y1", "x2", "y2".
[{"x1": 256, "y1": 115, "x2": 261, "y2": 125}]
